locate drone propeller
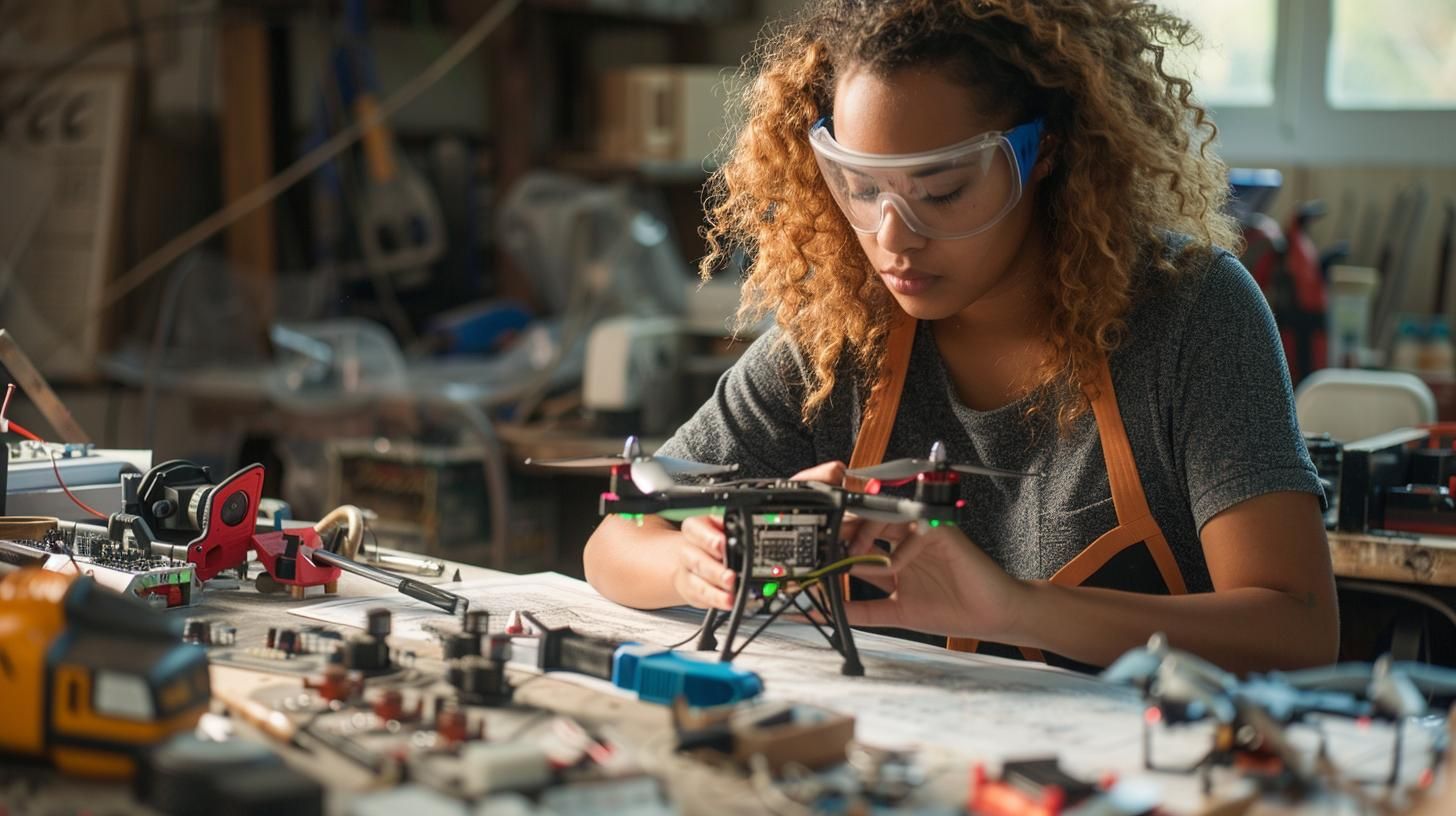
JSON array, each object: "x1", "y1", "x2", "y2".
[
  {"x1": 1279, "y1": 657, "x2": 1456, "y2": 719},
  {"x1": 845, "y1": 441, "x2": 1038, "y2": 484},
  {"x1": 1153, "y1": 653, "x2": 1239, "y2": 723},
  {"x1": 1102, "y1": 633, "x2": 1170, "y2": 687},
  {"x1": 1400, "y1": 662, "x2": 1456, "y2": 700},
  {"x1": 1369, "y1": 657, "x2": 1429, "y2": 719},
  {"x1": 1274, "y1": 663, "x2": 1381, "y2": 694},
  {"x1": 1238, "y1": 677, "x2": 1369, "y2": 723},
  {"x1": 1104, "y1": 635, "x2": 1239, "y2": 723},
  {"x1": 525, "y1": 436, "x2": 738, "y2": 493}
]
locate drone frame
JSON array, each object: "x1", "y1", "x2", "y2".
[
  {"x1": 601, "y1": 468, "x2": 961, "y2": 676},
  {"x1": 1124, "y1": 640, "x2": 1448, "y2": 800}
]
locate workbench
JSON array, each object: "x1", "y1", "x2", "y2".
[{"x1": 2, "y1": 550, "x2": 1445, "y2": 816}]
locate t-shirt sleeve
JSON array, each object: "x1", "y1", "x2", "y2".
[
  {"x1": 1170, "y1": 250, "x2": 1326, "y2": 532},
  {"x1": 653, "y1": 328, "x2": 817, "y2": 478}
]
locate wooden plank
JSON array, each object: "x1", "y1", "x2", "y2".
[
  {"x1": 1329, "y1": 530, "x2": 1456, "y2": 586},
  {"x1": 218, "y1": 18, "x2": 276, "y2": 327}
]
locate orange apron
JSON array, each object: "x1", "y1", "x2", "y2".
[{"x1": 845, "y1": 312, "x2": 1189, "y2": 664}]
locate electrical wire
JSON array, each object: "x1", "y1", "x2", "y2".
[
  {"x1": 800, "y1": 554, "x2": 891, "y2": 581},
  {"x1": 50, "y1": 452, "x2": 108, "y2": 519},
  {"x1": 6, "y1": 420, "x2": 41, "y2": 443},
  {"x1": 2, "y1": 385, "x2": 107, "y2": 519}
]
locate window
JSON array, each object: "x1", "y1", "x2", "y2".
[
  {"x1": 1328, "y1": 0, "x2": 1456, "y2": 109},
  {"x1": 1160, "y1": 0, "x2": 1277, "y2": 107}
]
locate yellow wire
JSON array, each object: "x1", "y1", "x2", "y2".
[{"x1": 802, "y1": 554, "x2": 891, "y2": 579}]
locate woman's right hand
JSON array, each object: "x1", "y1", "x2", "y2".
[{"x1": 673, "y1": 515, "x2": 736, "y2": 610}]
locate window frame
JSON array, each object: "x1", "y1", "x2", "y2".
[{"x1": 1193, "y1": 0, "x2": 1456, "y2": 166}]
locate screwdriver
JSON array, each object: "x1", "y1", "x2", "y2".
[{"x1": 307, "y1": 547, "x2": 468, "y2": 615}]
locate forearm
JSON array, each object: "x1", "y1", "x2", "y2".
[
  {"x1": 1007, "y1": 581, "x2": 1339, "y2": 674},
  {"x1": 582, "y1": 516, "x2": 689, "y2": 610}
]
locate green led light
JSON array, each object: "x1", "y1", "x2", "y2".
[
  {"x1": 762, "y1": 581, "x2": 780, "y2": 598},
  {"x1": 764, "y1": 514, "x2": 780, "y2": 524},
  {"x1": 929, "y1": 519, "x2": 940, "y2": 527}
]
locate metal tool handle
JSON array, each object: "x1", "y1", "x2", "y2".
[
  {"x1": 399, "y1": 578, "x2": 466, "y2": 615},
  {"x1": 309, "y1": 546, "x2": 465, "y2": 615},
  {"x1": 308, "y1": 546, "x2": 402, "y2": 587}
]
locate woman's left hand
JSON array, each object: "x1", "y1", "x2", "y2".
[{"x1": 839, "y1": 520, "x2": 1029, "y2": 641}]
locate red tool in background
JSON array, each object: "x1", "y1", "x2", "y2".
[
  {"x1": 110, "y1": 460, "x2": 343, "y2": 596},
  {"x1": 1232, "y1": 169, "x2": 1332, "y2": 385}
]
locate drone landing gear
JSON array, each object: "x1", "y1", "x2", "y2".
[{"x1": 693, "y1": 508, "x2": 864, "y2": 677}]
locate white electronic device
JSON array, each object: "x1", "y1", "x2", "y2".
[{"x1": 582, "y1": 316, "x2": 684, "y2": 436}]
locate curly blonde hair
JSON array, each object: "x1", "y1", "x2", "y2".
[{"x1": 700, "y1": 0, "x2": 1240, "y2": 430}]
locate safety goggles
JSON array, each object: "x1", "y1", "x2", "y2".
[{"x1": 809, "y1": 117, "x2": 1045, "y2": 240}]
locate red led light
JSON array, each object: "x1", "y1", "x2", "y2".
[
  {"x1": 602, "y1": 492, "x2": 620, "y2": 501},
  {"x1": 770, "y1": 565, "x2": 785, "y2": 577},
  {"x1": 955, "y1": 499, "x2": 966, "y2": 508},
  {"x1": 1144, "y1": 706, "x2": 1162, "y2": 725}
]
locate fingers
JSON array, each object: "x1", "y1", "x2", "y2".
[
  {"x1": 791, "y1": 460, "x2": 847, "y2": 486},
  {"x1": 674, "y1": 541, "x2": 735, "y2": 610},
  {"x1": 680, "y1": 515, "x2": 726, "y2": 560}
]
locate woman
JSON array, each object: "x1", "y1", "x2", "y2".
[{"x1": 583, "y1": 0, "x2": 1336, "y2": 673}]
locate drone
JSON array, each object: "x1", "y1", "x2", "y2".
[
  {"x1": 528, "y1": 436, "x2": 1035, "y2": 675},
  {"x1": 1104, "y1": 634, "x2": 1456, "y2": 803}
]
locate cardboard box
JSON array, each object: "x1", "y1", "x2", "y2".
[{"x1": 597, "y1": 65, "x2": 734, "y2": 166}]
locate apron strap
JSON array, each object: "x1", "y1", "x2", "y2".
[
  {"x1": 944, "y1": 358, "x2": 1188, "y2": 659},
  {"x1": 1085, "y1": 361, "x2": 1155, "y2": 526},
  {"x1": 845, "y1": 309, "x2": 918, "y2": 492},
  {"x1": 842, "y1": 309, "x2": 917, "y2": 599}
]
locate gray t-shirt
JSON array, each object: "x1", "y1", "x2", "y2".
[{"x1": 656, "y1": 244, "x2": 1323, "y2": 594}]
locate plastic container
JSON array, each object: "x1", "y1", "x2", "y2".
[
  {"x1": 1421, "y1": 319, "x2": 1456, "y2": 378},
  {"x1": 1391, "y1": 318, "x2": 1426, "y2": 373}
]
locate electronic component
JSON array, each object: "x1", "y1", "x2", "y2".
[
  {"x1": 1335, "y1": 426, "x2": 1456, "y2": 535},
  {"x1": 0, "y1": 530, "x2": 202, "y2": 608},
  {"x1": 138, "y1": 734, "x2": 323, "y2": 816},
  {"x1": 536, "y1": 625, "x2": 621, "y2": 680},
  {"x1": 966, "y1": 758, "x2": 1104, "y2": 816},
  {"x1": 441, "y1": 609, "x2": 491, "y2": 659},
  {"x1": 459, "y1": 741, "x2": 553, "y2": 797},
  {"x1": 743, "y1": 511, "x2": 829, "y2": 580},
  {"x1": 448, "y1": 655, "x2": 513, "y2": 706},
  {"x1": 527, "y1": 621, "x2": 763, "y2": 708},
  {"x1": 341, "y1": 608, "x2": 396, "y2": 674},
  {"x1": 4, "y1": 441, "x2": 143, "y2": 520},
  {"x1": 674, "y1": 700, "x2": 854, "y2": 773},
  {"x1": 613, "y1": 646, "x2": 763, "y2": 707}
]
